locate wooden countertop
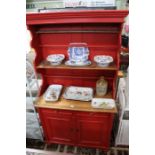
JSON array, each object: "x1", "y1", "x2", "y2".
[{"x1": 35, "y1": 92, "x2": 117, "y2": 113}]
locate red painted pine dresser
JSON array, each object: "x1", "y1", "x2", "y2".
[{"x1": 26, "y1": 10, "x2": 128, "y2": 151}]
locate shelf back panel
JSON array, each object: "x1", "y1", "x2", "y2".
[
  {"x1": 32, "y1": 23, "x2": 121, "y2": 67},
  {"x1": 38, "y1": 69, "x2": 116, "y2": 78},
  {"x1": 41, "y1": 75, "x2": 114, "y2": 93}
]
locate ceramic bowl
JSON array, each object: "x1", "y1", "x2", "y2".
[
  {"x1": 47, "y1": 54, "x2": 65, "y2": 65},
  {"x1": 94, "y1": 55, "x2": 113, "y2": 67}
]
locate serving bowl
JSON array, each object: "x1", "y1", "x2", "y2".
[
  {"x1": 47, "y1": 54, "x2": 65, "y2": 65},
  {"x1": 94, "y1": 55, "x2": 113, "y2": 67}
]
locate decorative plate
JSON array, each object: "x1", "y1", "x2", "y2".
[
  {"x1": 44, "y1": 84, "x2": 63, "y2": 102},
  {"x1": 67, "y1": 43, "x2": 90, "y2": 63},
  {"x1": 91, "y1": 98, "x2": 115, "y2": 109},
  {"x1": 63, "y1": 86, "x2": 93, "y2": 101},
  {"x1": 65, "y1": 60, "x2": 91, "y2": 66},
  {"x1": 47, "y1": 54, "x2": 65, "y2": 65},
  {"x1": 94, "y1": 55, "x2": 113, "y2": 67}
]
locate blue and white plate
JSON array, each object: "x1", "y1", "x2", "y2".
[
  {"x1": 67, "y1": 43, "x2": 89, "y2": 63},
  {"x1": 65, "y1": 60, "x2": 91, "y2": 66}
]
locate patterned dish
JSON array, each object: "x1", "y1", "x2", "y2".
[
  {"x1": 91, "y1": 98, "x2": 115, "y2": 109},
  {"x1": 65, "y1": 60, "x2": 91, "y2": 66},
  {"x1": 67, "y1": 43, "x2": 90, "y2": 63},
  {"x1": 63, "y1": 86, "x2": 93, "y2": 101},
  {"x1": 47, "y1": 54, "x2": 65, "y2": 65},
  {"x1": 44, "y1": 84, "x2": 63, "y2": 102},
  {"x1": 94, "y1": 55, "x2": 113, "y2": 67}
]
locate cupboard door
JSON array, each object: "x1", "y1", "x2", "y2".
[
  {"x1": 76, "y1": 113, "x2": 111, "y2": 148},
  {"x1": 39, "y1": 109, "x2": 74, "y2": 145}
]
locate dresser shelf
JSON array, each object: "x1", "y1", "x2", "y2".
[{"x1": 37, "y1": 60, "x2": 117, "y2": 71}]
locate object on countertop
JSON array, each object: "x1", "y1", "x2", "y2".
[
  {"x1": 65, "y1": 43, "x2": 91, "y2": 66},
  {"x1": 44, "y1": 84, "x2": 63, "y2": 102},
  {"x1": 47, "y1": 54, "x2": 65, "y2": 65},
  {"x1": 91, "y1": 98, "x2": 115, "y2": 109},
  {"x1": 94, "y1": 55, "x2": 113, "y2": 67},
  {"x1": 63, "y1": 86, "x2": 93, "y2": 101},
  {"x1": 96, "y1": 76, "x2": 108, "y2": 96}
]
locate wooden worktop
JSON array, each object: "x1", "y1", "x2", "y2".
[{"x1": 35, "y1": 92, "x2": 117, "y2": 113}]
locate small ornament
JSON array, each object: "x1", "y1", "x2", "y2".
[{"x1": 96, "y1": 76, "x2": 108, "y2": 96}]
